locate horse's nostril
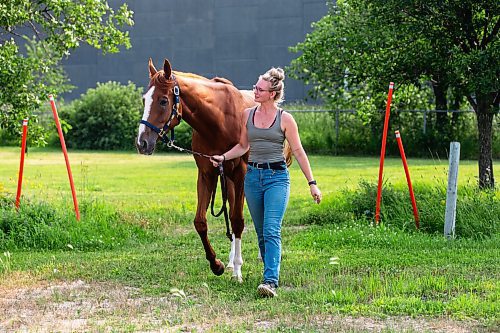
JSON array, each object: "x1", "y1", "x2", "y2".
[{"x1": 140, "y1": 140, "x2": 147, "y2": 151}]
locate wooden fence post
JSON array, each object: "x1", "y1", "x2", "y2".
[
  {"x1": 335, "y1": 110, "x2": 339, "y2": 156},
  {"x1": 444, "y1": 142, "x2": 460, "y2": 239}
]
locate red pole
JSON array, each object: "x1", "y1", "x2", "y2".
[
  {"x1": 49, "y1": 95, "x2": 80, "y2": 221},
  {"x1": 395, "y1": 130, "x2": 419, "y2": 229},
  {"x1": 15, "y1": 119, "x2": 29, "y2": 210},
  {"x1": 375, "y1": 82, "x2": 394, "y2": 224}
]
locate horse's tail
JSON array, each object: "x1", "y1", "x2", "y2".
[{"x1": 284, "y1": 139, "x2": 293, "y2": 167}]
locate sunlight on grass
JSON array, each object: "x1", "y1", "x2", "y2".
[
  {"x1": 0, "y1": 147, "x2": 491, "y2": 212},
  {"x1": 0, "y1": 147, "x2": 498, "y2": 331}
]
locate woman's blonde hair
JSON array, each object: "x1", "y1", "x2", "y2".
[
  {"x1": 260, "y1": 67, "x2": 292, "y2": 167},
  {"x1": 260, "y1": 67, "x2": 285, "y2": 105},
  {"x1": 283, "y1": 139, "x2": 293, "y2": 167}
]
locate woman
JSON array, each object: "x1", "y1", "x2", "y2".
[{"x1": 210, "y1": 67, "x2": 321, "y2": 297}]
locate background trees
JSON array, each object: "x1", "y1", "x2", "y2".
[
  {"x1": 289, "y1": 0, "x2": 499, "y2": 188},
  {"x1": 0, "y1": 0, "x2": 133, "y2": 145}
]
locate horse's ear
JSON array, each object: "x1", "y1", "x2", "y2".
[
  {"x1": 163, "y1": 58, "x2": 172, "y2": 79},
  {"x1": 148, "y1": 58, "x2": 157, "y2": 78}
]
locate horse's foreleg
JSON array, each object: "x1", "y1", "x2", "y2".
[
  {"x1": 195, "y1": 171, "x2": 224, "y2": 276},
  {"x1": 195, "y1": 223, "x2": 225, "y2": 276},
  {"x1": 228, "y1": 172, "x2": 245, "y2": 283}
]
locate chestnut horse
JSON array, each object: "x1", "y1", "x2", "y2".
[{"x1": 136, "y1": 58, "x2": 256, "y2": 282}]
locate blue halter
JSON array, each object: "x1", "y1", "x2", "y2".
[{"x1": 140, "y1": 77, "x2": 182, "y2": 145}]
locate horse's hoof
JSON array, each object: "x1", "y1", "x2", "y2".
[
  {"x1": 211, "y1": 260, "x2": 225, "y2": 276},
  {"x1": 226, "y1": 262, "x2": 234, "y2": 271},
  {"x1": 231, "y1": 275, "x2": 243, "y2": 283}
]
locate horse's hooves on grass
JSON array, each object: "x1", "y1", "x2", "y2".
[
  {"x1": 226, "y1": 263, "x2": 234, "y2": 271},
  {"x1": 231, "y1": 275, "x2": 243, "y2": 283},
  {"x1": 211, "y1": 260, "x2": 225, "y2": 276}
]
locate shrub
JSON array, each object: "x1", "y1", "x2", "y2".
[
  {"x1": 60, "y1": 81, "x2": 143, "y2": 150},
  {"x1": 57, "y1": 81, "x2": 194, "y2": 152}
]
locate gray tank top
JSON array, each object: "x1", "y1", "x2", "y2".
[{"x1": 247, "y1": 107, "x2": 286, "y2": 163}]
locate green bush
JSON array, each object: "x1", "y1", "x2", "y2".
[
  {"x1": 57, "y1": 81, "x2": 194, "y2": 152},
  {"x1": 59, "y1": 81, "x2": 143, "y2": 150}
]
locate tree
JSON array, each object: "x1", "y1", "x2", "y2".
[
  {"x1": 290, "y1": 0, "x2": 499, "y2": 189},
  {"x1": 0, "y1": 0, "x2": 134, "y2": 145}
]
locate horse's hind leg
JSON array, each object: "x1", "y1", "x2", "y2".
[
  {"x1": 195, "y1": 170, "x2": 225, "y2": 276},
  {"x1": 227, "y1": 233, "x2": 236, "y2": 270}
]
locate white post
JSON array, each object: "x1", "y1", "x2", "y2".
[{"x1": 444, "y1": 142, "x2": 460, "y2": 239}]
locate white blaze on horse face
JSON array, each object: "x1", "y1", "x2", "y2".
[{"x1": 137, "y1": 86, "x2": 155, "y2": 145}]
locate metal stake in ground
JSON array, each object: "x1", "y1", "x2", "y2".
[
  {"x1": 444, "y1": 142, "x2": 460, "y2": 239},
  {"x1": 49, "y1": 95, "x2": 80, "y2": 221},
  {"x1": 375, "y1": 82, "x2": 394, "y2": 224},
  {"x1": 395, "y1": 130, "x2": 419, "y2": 229},
  {"x1": 15, "y1": 119, "x2": 29, "y2": 210}
]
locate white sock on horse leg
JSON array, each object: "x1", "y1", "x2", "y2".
[
  {"x1": 232, "y1": 237, "x2": 243, "y2": 283},
  {"x1": 227, "y1": 233, "x2": 235, "y2": 269}
]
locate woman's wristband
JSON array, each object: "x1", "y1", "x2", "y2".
[{"x1": 308, "y1": 180, "x2": 317, "y2": 186}]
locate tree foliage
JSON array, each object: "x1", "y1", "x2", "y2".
[
  {"x1": 0, "y1": 0, "x2": 134, "y2": 145},
  {"x1": 289, "y1": 0, "x2": 499, "y2": 188}
]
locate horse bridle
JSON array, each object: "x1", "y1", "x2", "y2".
[
  {"x1": 138, "y1": 75, "x2": 233, "y2": 241},
  {"x1": 139, "y1": 74, "x2": 182, "y2": 145}
]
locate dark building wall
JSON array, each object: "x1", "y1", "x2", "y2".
[{"x1": 62, "y1": 0, "x2": 330, "y2": 101}]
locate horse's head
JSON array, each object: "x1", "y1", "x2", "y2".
[{"x1": 136, "y1": 58, "x2": 182, "y2": 155}]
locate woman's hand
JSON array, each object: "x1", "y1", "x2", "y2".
[
  {"x1": 310, "y1": 185, "x2": 322, "y2": 204},
  {"x1": 210, "y1": 154, "x2": 224, "y2": 167}
]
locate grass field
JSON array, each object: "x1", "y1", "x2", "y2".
[
  {"x1": 0, "y1": 147, "x2": 499, "y2": 332},
  {"x1": 0, "y1": 147, "x2": 488, "y2": 209}
]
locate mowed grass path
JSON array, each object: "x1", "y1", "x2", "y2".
[{"x1": 0, "y1": 147, "x2": 499, "y2": 332}]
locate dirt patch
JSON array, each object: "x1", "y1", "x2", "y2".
[
  {"x1": 318, "y1": 315, "x2": 485, "y2": 333},
  {"x1": 0, "y1": 279, "x2": 180, "y2": 332},
  {"x1": 0, "y1": 279, "x2": 493, "y2": 332},
  {"x1": 251, "y1": 315, "x2": 488, "y2": 333}
]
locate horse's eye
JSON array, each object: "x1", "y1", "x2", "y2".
[{"x1": 159, "y1": 99, "x2": 168, "y2": 107}]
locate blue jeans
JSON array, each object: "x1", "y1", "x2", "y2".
[{"x1": 244, "y1": 165, "x2": 290, "y2": 287}]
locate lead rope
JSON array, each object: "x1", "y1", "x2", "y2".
[
  {"x1": 168, "y1": 141, "x2": 233, "y2": 241},
  {"x1": 210, "y1": 164, "x2": 232, "y2": 241}
]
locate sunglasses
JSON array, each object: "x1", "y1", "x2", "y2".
[{"x1": 252, "y1": 85, "x2": 271, "y2": 93}]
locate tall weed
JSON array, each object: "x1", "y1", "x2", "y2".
[
  {"x1": 298, "y1": 181, "x2": 499, "y2": 239},
  {"x1": 0, "y1": 196, "x2": 151, "y2": 250}
]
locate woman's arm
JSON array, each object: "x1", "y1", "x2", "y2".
[{"x1": 282, "y1": 111, "x2": 322, "y2": 203}]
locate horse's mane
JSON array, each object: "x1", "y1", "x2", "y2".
[
  {"x1": 174, "y1": 71, "x2": 234, "y2": 86},
  {"x1": 150, "y1": 70, "x2": 234, "y2": 89},
  {"x1": 174, "y1": 71, "x2": 210, "y2": 81},
  {"x1": 211, "y1": 77, "x2": 234, "y2": 86}
]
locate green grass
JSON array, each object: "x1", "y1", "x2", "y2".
[
  {"x1": 0, "y1": 146, "x2": 490, "y2": 211},
  {"x1": 0, "y1": 147, "x2": 499, "y2": 332}
]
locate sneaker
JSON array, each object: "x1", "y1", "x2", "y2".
[{"x1": 257, "y1": 282, "x2": 277, "y2": 298}]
